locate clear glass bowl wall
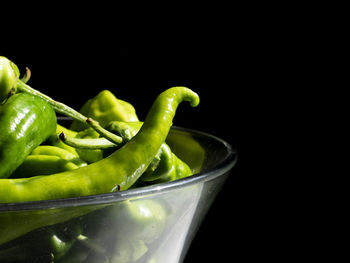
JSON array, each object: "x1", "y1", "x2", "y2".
[{"x1": 0, "y1": 123, "x2": 237, "y2": 263}]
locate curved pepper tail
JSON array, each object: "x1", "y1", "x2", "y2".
[
  {"x1": 141, "y1": 86, "x2": 199, "y2": 132},
  {"x1": 170, "y1": 86, "x2": 200, "y2": 107},
  {"x1": 187, "y1": 89, "x2": 200, "y2": 107}
]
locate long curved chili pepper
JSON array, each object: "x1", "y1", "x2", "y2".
[{"x1": 0, "y1": 86, "x2": 199, "y2": 203}]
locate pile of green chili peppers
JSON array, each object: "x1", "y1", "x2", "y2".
[{"x1": 0, "y1": 56, "x2": 201, "y2": 262}]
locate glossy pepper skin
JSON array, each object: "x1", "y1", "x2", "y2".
[
  {"x1": 0, "y1": 93, "x2": 57, "y2": 178},
  {"x1": 70, "y1": 90, "x2": 139, "y2": 131},
  {"x1": 0, "y1": 87, "x2": 199, "y2": 203}
]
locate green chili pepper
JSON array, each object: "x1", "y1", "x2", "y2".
[
  {"x1": 0, "y1": 87, "x2": 199, "y2": 203},
  {"x1": 31, "y1": 145, "x2": 87, "y2": 168},
  {"x1": 56, "y1": 234, "x2": 108, "y2": 263},
  {"x1": 0, "y1": 93, "x2": 57, "y2": 179},
  {"x1": 0, "y1": 203, "x2": 97, "y2": 247},
  {"x1": 165, "y1": 129, "x2": 206, "y2": 174},
  {"x1": 47, "y1": 218, "x2": 84, "y2": 261},
  {"x1": 70, "y1": 90, "x2": 139, "y2": 131},
  {"x1": 0, "y1": 56, "x2": 19, "y2": 103},
  {"x1": 141, "y1": 143, "x2": 192, "y2": 183},
  {"x1": 10, "y1": 146, "x2": 87, "y2": 178},
  {"x1": 107, "y1": 120, "x2": 192, "y2": 183},
  {"x1": 0, "y1": 215, "x2": 83, "y2": 261},
  {"x1": 10, "y1": 155, "x2": 79, "y2": 179},
  {"x1": 0, "y1": 227, "x2": 54, "y2": 262}
]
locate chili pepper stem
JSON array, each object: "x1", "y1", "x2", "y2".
[
  {"x1": 16, "y1": 80, "x2": 86, "y2": 122},
  {"x1": 86, "y1": 118, "x2": 123, "y2": 144},
  {"x1": 59, "y1": 132, "x2": 117, "y2": 149},
  {"x1": 16, "y1": 80, "x2": 123, "y2": 144},
  {"x1": 20, "y1": 67, "x2": 31, "y2": 83}
]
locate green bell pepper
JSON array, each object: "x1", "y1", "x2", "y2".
[{"x1": 0, "y1": 93, "x2": 57, "y2": 178}]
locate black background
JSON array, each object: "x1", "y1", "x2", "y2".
[{"x1": 1, "y1": 11, "x2": 284, "y2": 261}]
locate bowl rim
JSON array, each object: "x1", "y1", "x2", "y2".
[{"x1": 0, "y1": 126, "x2": 237, "y2": 212}]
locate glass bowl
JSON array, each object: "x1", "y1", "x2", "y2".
[{"x1": 0, "y1": 125, "x2": 237, "y2": 263}]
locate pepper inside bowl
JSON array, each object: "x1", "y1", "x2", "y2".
[{"x1": 0, "y1": 125, "x2": 236, "y2": 263}]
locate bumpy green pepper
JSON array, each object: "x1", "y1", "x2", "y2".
[
  {"x1": 70, "y1": 90, "x2": 139, "y2": 131},
  {"x1": 0, "y1": 93, "x2": 57, "y2": 178},
  {"x1": 0, "y1": 87, "x2": 199, "y2": 202}
]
